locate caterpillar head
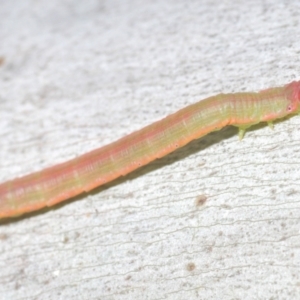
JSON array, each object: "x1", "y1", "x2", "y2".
[{"x1": 286, "y1": 81, "x2": 300, "y2": 114}]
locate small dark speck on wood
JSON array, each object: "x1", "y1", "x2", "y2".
[
  {"x1": 195, "y1": 195, "x2": 207, "y2": 207},
  {"x1": 186, "y1": 262, "x2": 196, "y2": 271}
]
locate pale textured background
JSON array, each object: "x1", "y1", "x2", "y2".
[{"x1": 0, "y1": 0, "x2": 300, "y2": 299}]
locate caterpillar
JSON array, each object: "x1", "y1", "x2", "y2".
[{"x1": 1, "y1": 81, "x2": 300, "y2": 219}]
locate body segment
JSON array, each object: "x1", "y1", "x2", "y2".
[{"x1": 1, "y1": 81, "x2": 299, "y2": 219}]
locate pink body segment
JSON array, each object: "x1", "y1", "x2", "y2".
[{"x1": 1, "y1": 81, "x2": 300, "y2": 219}]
